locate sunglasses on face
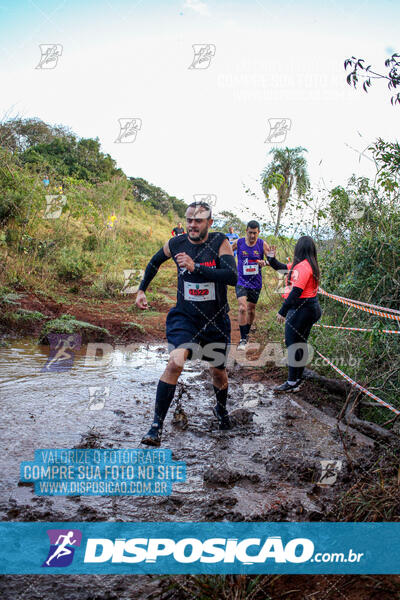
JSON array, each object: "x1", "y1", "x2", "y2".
[{"x1": 186, "y1": 218, "x2": 208, "y2": 224}]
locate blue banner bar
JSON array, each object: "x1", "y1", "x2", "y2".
[{"x1": 0, "y1": 522, "x2": 399, "y2": 574}]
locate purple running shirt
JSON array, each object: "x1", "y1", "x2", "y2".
[{"x1": 237, "y1": 237, "x2": 264, "y2": 289}]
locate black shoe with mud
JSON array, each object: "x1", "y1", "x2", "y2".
[
  {"x1": 141, "y1": 424, "x2": 163, "y2": 446},
  {"x1": 274, "y1": 380, "x2": 303, "y2": 393},
  {"x1": 213, "y1": 404, "x2": 232, "y2": 430}
]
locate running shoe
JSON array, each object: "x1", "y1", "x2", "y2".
[
  {"x1": 294, "y1": 378, "x2": 304, "y2": 391},
  {"x1": 237, "y1": 338, "x2": 248, "y2": 350},
  {"x1": 141, "y1": 423, "x2": 163, "y2": 446},
  {"x1": 274, "y1": 380, "x2": 302, "y2": 393},
  {"x1": 213, "y1": 405, "x2": 232, "y2": 430}
]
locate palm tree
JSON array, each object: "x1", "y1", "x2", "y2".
[{"x1": 261, "y1": 147, "x2": 310, "y2": 235}]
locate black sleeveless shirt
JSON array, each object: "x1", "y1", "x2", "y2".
[{"x1": 168, "y1": 232, "x2": 229, "y2": 321}]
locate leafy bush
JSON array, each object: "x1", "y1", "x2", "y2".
[
  {"x1": 0, "y1": 147, "x2": 44, "y2": 225},
  {"x1": 13, "y1": 309, "x2": 47, "y2": 322},
  {"x1": 56, "y1": 248, "x2": 93, "y2": 281},
  {"x1": 16, "y1": 234, "x2": 56, "y2": 258},
  {"x1": 21, "y1": 134, "x2": 124, "y2": 184},
  {"x1": 315, "y1": 145, "x2": 400, "y2": 422},
  {"x1": 89, "y1": 272, "x2": 124, "y2": 298},
  {"x1": 0, "y1": 290, "x2": 23, "y2": 305},
  {"x1": 82, "y1": 234, "x2": 98, "y2": 251},
  {"x1": 40, "y1": 314, "x2": 109, "y2": 342},
  {"x1": 130, "y1": 176, "x2": 186, "y2": 218}
]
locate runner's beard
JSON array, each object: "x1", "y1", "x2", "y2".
[{"x1": 188, "y1": 228, "x2": 208, "y2": 242}]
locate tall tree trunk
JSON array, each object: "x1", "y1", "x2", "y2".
[
  {"x1": 274, "y1": 187, "x2": 290, "y2": 236},
  {"x1": 274, "y1": 203, "x2": 283, "y2": 236}
]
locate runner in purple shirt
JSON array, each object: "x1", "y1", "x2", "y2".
[{"x1": 231, "y1": 221, "x2": 270, "y2": 348}]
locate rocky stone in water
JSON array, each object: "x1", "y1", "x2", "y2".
[
  {"x1": 252, "y1": 451, "x2": 263, "y2": 463},
  {"x1": 229, "y1": 407, "x2": 254, "y2": 425},
  {"x1": 203, "y1": 466, "x2": 241, "y2": 485},
  {"x1": 172, "y1": 407, "x2": 189, "y2": 430}
]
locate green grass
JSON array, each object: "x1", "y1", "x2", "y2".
[
  {"x1": 40, "y1": 314, "x2": 110, "y2": 339},
  {"x1": 120, "y1": 321, "x2": 146, "y2": 333},
  {"x1": 0, "y1": 200, "x2": 179, "y2": 300},
  {"x1": 334, "y1": 449, "x2": 400, "y2": 522},
  {"x1": 15, "y1": 309, "x2": 48, "y2": 321},
  {"x1": 0, "y1": 291, "x2": 24, "y2": 306}
]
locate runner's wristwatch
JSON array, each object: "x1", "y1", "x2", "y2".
[{"x1": 193, "y1": 263, "x2": 201, "y2": 274}]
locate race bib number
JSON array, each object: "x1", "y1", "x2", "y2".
[
  {"x1": 243, "y1": 262, "x2": 259, "y2": 276},
  {"x1": 184, "y1": 281, "x2": 216, "y2": 301}
]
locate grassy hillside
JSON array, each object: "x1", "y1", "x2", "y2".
[{"x1": 1, "y1": 197, "x2": 177, "y2": 300}]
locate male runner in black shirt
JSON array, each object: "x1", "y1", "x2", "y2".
[{"x1": 136, "y1": 201, "x2": 238, "y2": 446}]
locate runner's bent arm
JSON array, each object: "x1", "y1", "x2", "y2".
[
  {"x1": 267, "y1": 256, "x2": 288, "y2": 271},
  {"x1": 191, "y1": 238, "x2": 237, "y2": 285},
  {"x1": 262, "y1": 240, "x2": 270, "y2": 257},
  {"x1": 262, "y1": 244, "x2": 288, "y2": 271},
  {"x1": 278, "y1": 286, "x2": 304, "y2": 317},
  {"x1": 138, "y1": 241, "x2": 171, "y2": 293}
]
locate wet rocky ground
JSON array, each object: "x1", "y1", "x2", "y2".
[{"x1": 0, "y1": 340, "x2": 378, "y2": 599}]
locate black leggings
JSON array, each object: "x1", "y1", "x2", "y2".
[{"x1": 284, "y1": 299, "x2": 322, "y2": 381}]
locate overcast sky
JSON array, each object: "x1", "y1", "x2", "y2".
[{"x1": 0, "y1": 0, "x2": 399, "y2": 226}]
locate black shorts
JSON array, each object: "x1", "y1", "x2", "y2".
[
  {"x1": 166, "y1": 307, "x2": 231, "y2": 369},
  {"x1": 235, "y1": 285, "x2": 261, "y2": 305}
]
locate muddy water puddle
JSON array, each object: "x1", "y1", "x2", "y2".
[{"x1": 0, "y1": 340, "x2": 373, "y2": 524}]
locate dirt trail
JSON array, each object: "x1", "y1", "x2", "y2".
[
  {"x1": 0, "y1": 339, "x2": 378, "y2": 599},
  {"x1": 0, "y1": 340, "x2": 374, "y2": 524}
]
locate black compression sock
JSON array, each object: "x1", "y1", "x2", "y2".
[
  {"x1": 153, "y1": 380, "x2": 176, "y2": 427},
  {"x1": 245, "y1": 323, "x2": 251, "y2": 336},
  {"x1": 213, "y1": 385, "x2": 228, "y2": 410},
  {"x1": 239, "y1": 325, "x2": 247, "y2": 340}
]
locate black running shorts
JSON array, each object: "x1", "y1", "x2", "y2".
[
  {"x1": 235, "y1": 285, "x2": 261, "y2": 304},
  {"x1": 166, "y1": 307, "x2": 231, "y2": 369}
]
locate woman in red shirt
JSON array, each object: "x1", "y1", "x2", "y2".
[{"x1": 262, "y1": 235, "x2": 322, "y2": 392}]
